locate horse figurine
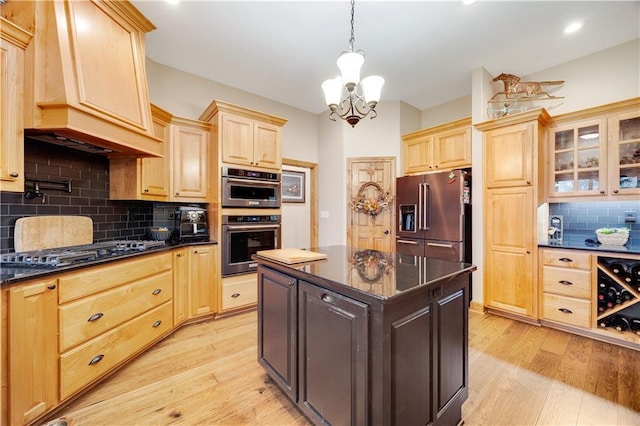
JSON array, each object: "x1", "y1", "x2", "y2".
[{"x1": 491, "y1": 73, "x2": 564, "y2": 100}]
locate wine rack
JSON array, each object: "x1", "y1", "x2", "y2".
[{"x1": 596, "y1": 257, "x2": 640, "y2": 335}]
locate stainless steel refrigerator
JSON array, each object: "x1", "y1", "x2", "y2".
[{"x1": 395, "y1": 169, "x2": 471, "y2": 263}]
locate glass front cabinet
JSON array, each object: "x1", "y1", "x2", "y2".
[{"x1": 548, "y1": 99, "x2": 640, "y2": 200}]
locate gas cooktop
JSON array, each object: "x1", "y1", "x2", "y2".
[{"x1": 0, "y1": 240, "x2": 166, "y2": 268}]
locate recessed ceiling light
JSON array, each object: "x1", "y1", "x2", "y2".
[
  {"x1": 564, "y1": 21, "x2": 583, "y2": 34},
  {"x1": 166, "y1": 0, "x2": 180, "y2": 5},
  {"x1": 462, "y1": 0, "x2": 477, "y2": 5}
]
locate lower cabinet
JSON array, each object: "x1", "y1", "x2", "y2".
[
  {"x1": 7, "y1": 279, "x2": 58, "y2": 426},
  {"x1": 257, "y1": 265, "x2": 469, "y2": 425},
  {"x1": 219, "y1": 273, "x2": 258, "y2": 314},
  {"x1": 187, "y1": 245, "x2": 217, "y2": 319}
]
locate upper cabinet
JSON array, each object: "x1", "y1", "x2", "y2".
[
  {"x1": 402, "y1": 117, "x2": 471, "y2": 174},
  {"x1": 18, "y1": 0, "x2": 162, "y2": 157},
  {"x1": 170, "y1": 116, "x2": 211, "y2": 202},
  {"x1": 0, "y1": 17, "x2": 32, "y2": 192},
  {"x1": 199, "y1": 100, "x2": 287, "y2": 172},
  {"x1": 109, "y1": 104, "x2": 173, "y2": 201},
  {"x1": 547, "y1": 98, "x2": 640, "y2": 200}
]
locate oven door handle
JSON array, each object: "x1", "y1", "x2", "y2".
[
  {"x1": 225, "y1": 178, "x2": 279, "y2": 186},
  {"x1": 226, "y1": 224, "x2": 280, "y2": 231}
]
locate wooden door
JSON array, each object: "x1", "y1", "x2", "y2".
[
  {"x1": 221, "y1": 113, "x2": 254, "y2": 166},
  {"x1": 433, "y1": 126, "x2": 471, "y2": 170},
  {"x1": 484, "y1": 187, "x2": 536, "y2": 317},
  {"x1": 253, "y1": 122, "x2": 282, "y2": 170},
  {"x1": 173, "y1": 248, "x2": 188, "y2": 326},
  {"x1": 188, "y1": 245, "x2": 216, "y2": 318},
  {"x1": 403, "y1": 135, "x2": 433, "y2": 174},
  {"x1": 171, "y1": 118, "x2": 209, "y2": 201},
  {"x1": 484, "y1": 121, "x2": 534, "y2": 188},
  {"x1": 347, "y1": 157, "x2": 396, "y2": 252},
  {"x1": 140, "y1": 104, "x2": 171, "y2": 197}
]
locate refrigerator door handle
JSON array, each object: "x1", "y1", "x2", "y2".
[
  {"x1": 427, "y1": 242, "x2": 454, "y2": 248},
  {"x1": 418, "y1": 183, "x2": 423, "y2": 231},
  {"x1": 423, "y1": 182, "x2": 430, "y2": 231},
  {"x1": 397, "y1": 239, "x2": 419, "y2": 245}
]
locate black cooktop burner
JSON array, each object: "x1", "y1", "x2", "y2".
[{"x1": 0, "y1": 240, "x2": 166, "y2": 267}]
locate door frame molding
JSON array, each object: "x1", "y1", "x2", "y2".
[{"x1": 283, "y1": 158, "x2": 318, "y2": 248}]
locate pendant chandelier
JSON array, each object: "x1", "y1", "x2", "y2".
[{"x1": 321, "y1": 0, "x2": 384, "y2": 127}]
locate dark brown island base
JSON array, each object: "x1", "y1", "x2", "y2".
[{"x1": 254, "y1": 245, "x2": 477, "y2": 426}]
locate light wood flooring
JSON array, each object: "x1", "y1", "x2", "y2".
[{"x1": 48, "y1": 310, "x2": 640, "y2": 425}]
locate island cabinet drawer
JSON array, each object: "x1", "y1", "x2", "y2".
[
  {"x1": 60, "y1": 301, "x2": 173, "y2": 400},
  {"x1": 221, "y1": 276, "x2": 257, "y2": 311},
  {"x1": 542, "y1": 293, "x2": 591, "y2": 328},
  {"x1": 542, "y1": 266, "x2": 591, "y2": 299},
  {"x1": 59, "y1": 270, "x2": 172, "y2": 351},
  {"x1": 58, "y1": 252, "x2": 173, "y2": 303},
  {"x1": 541, "y1": 250, "x2": 591, "y2": 270}
]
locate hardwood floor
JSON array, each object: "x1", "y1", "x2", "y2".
[{"x1": 48, "y1": 310, "x2": 640, "y2": 425}]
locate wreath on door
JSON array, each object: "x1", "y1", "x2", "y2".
[{"x1": 350, "y1": 182, "x2": 393, "y2": 217}]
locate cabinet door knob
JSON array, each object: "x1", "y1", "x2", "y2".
[
  {"x1": 526, "y1": 181, "x2": 531, "y2": 185},
  {"x1": 144, "y1": 189, "x2": 149, "y2": 193},
  {"x1": 600, "y1": 190, "x2": 606, "y2": 195},
  {"x1": 87, "y1": 312, "x2": 104, "y2": 322},
  {"x1": 175, "y1": 192, "x2": 180, "y2": 196},
  {"x1": 613, "y1": 189, "x2": 619, "y2": 194},
  {"x1": 9, "y1": 172, "x2": 19, "y2": 178},
  {"x1": 288, "y1": 280, "x2": 295, "y2": 286}
]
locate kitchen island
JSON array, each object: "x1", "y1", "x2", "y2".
[{"x1": 255, "y1": 245, "x2": 476, "y2": 426}]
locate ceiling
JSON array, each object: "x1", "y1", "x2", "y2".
[{"x1": 132, "y1": 1, "x2": 640, "y2": 115}]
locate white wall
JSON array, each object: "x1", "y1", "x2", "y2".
[
  {"x1": 145, "y1": 59, "x2": 319, "y2": 164},
  {"x1": 281, "y1": 165, "x2": 311, "y2": 249},
  {"x1": 421, "y1": 95, "x2": 472, "y2": 128}
]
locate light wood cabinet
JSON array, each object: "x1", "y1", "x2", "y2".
[
  {"x1": 477, "y1": 109, "x2": 550, "y2": 321},
  {"x1": 109, "y1": 104, "x2": 173, "y2": 201},
  {"x1": 170, "y1": 116, "x2": 211, "y2": 202},
  {"x1": 7, "y1": 278, "x2": 58, "y2": 426},
  {"x1": 0, "y1": 17, "x2": 32, "y2": 192},
  {"x1": 173, "y1": 247, "x2": 189, "y2": 326},
  {"x1": 17, "y1": 0, "x2": 161, "y2": 156},
  {"x1": 57, "y1": 252, "x2": 173, "y2": 399},
  {"x1": 188, "y1": 245, "x2": 217, "y2": 319},
  {"x1": 402, "y1": 117, "x2": 471, "y2": 174},
  {"x1": 199, "y1": 100, "x2": 287, "y2": 172},
  {"x1": 219, "y1": 273, "x2": 257, "y2": 314},
  {"x1": 540, "y1": 249, "x2": 592, "y2": 329},
  {"x1": 547, "y1": 98, "x2": 640, "y2": 200}
]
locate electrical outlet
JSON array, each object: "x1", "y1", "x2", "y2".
[
  {"x1": 168, "y1": 212, "x2": 175, "y2": 220},
  {"x1": 624, "y1": 210, "x2": 636, "y2": 223}
]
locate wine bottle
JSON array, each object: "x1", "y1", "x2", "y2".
[
  {"x1": 611, "y1": 315, "x2": 630, "y2": 332},
  {"x1": 605, "y1": 286, "x2": 619, "y2": 301},
  {"x1": 630, "y1": 317, "x2": 640, "y2": 335},
  {"x1": 608, "y1": 261, "x2": 632, "y2": 283},
  {"x1": 619, "y1": 289, "x2": 632, "y2": 302},
  {"x1": 631, "y1": 264, "x2": 640, "y2": 290},
  {"x1": 598, "y1": 316, "x2": 616, "y2": 328}
]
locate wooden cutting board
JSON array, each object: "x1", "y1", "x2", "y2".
[
  {"x1": 256, "y1": 248, "x2": 327, "y2": 264},
  {"x1": 14, "y1": 216, "x2": 93, "y2": 252}
]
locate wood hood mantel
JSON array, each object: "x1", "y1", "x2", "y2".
[{"x1": 20, "y1": 0, "x2": 162, "y2": 157}]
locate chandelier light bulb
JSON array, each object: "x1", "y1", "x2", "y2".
[
  {"x1": 361, "y1": 75, "x2": 385, "y2": 104},
  {"x1": 337, "y1": 51, "x2": 364, "y2": 90},
  {"x1": 321, "y1": 78, "x2": 343, "y2": 106}
]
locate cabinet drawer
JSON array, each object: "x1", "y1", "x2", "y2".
[
  {"x1": 58, "y1": 252, "x2": 172, "y2": 303},
  {"x1": 221, "y1": 278, "x2": 257, "y2": 311},
  {"x1": 543, "y1": 293, "x2": 591, "y2": 328},
  {"x1": 542, "y1": 250, "x2": 591, "y2": 270},
  {"x1": 542, "y1": 266, "x2": 591, "y2": 299},
  {"x1": 60, "y1": 301, "x2": 173, "y2": 400},
  {"x1": 59, "y1": 270, "x2": 172, "y2": 351}
]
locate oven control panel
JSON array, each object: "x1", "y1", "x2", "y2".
[{"x1": 223, "y1": 215, "x2": 280, "y2": 224}]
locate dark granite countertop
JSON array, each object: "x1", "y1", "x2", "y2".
[
  {"x1": 0, "y1": 240, "x2": 218, "y2": 286},
  {"x1": 255, "y1": 245, "x2": 477, "y2": 301},
  {"x1": 538, "y1": 240, "x2": 640, "y2": 255}
]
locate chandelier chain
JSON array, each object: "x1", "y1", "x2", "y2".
[{"x1": 349, "y1": 0, "x2": 355, "y2": 52}]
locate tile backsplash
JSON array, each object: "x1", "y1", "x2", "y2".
[
  {"x1": 549, "y1": 200, "x2": 640, "y2": 245},
  {"x1": 0, "y1": 140, "x2": 205, "y2": 254}
]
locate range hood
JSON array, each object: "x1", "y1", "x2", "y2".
[{"x1": 21, "y1": 0, "x2": 163, "y2": 158}]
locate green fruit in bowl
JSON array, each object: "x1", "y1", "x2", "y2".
[{"x1": 595, "y1": 227, "x2": 629, "y2": 235}]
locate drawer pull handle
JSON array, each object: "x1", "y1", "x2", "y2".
[
  {"x1": 559, "y1": 258, "x2": 573, "y2": 262},
  {"x1": 321, "y1": 294, "x2": 334, "y2": 303},
  {"x1": 231, "y1": 293, "x2": 240, "y2": 298},
  {"x1": 88, "y1": 313, "x2": 104, "y2": 322},
  {"x1": 288, "y1": 280, "x2": 295, "y2": 286},
  {"x1": 88, "y1": 354, "x2": 104, "y2": 366},
  {"x1": 9, "y1": 172, "x2": 19, "y2": 178},
  {"x1": 152, "y1": 288, "x2": 162, "y2": 295},
  {"x1": 559, "y1": 280, "x2": 573, "y2": 286},
  {"x1": 558, "y1": 308, "x2": 573, "y2": 314},
  {"x1": 152, "y1": 320, "x2": 162, "y2": 328},
  {"x1": 47, "y1": 284, "x2": 56, "y2": 290}
]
